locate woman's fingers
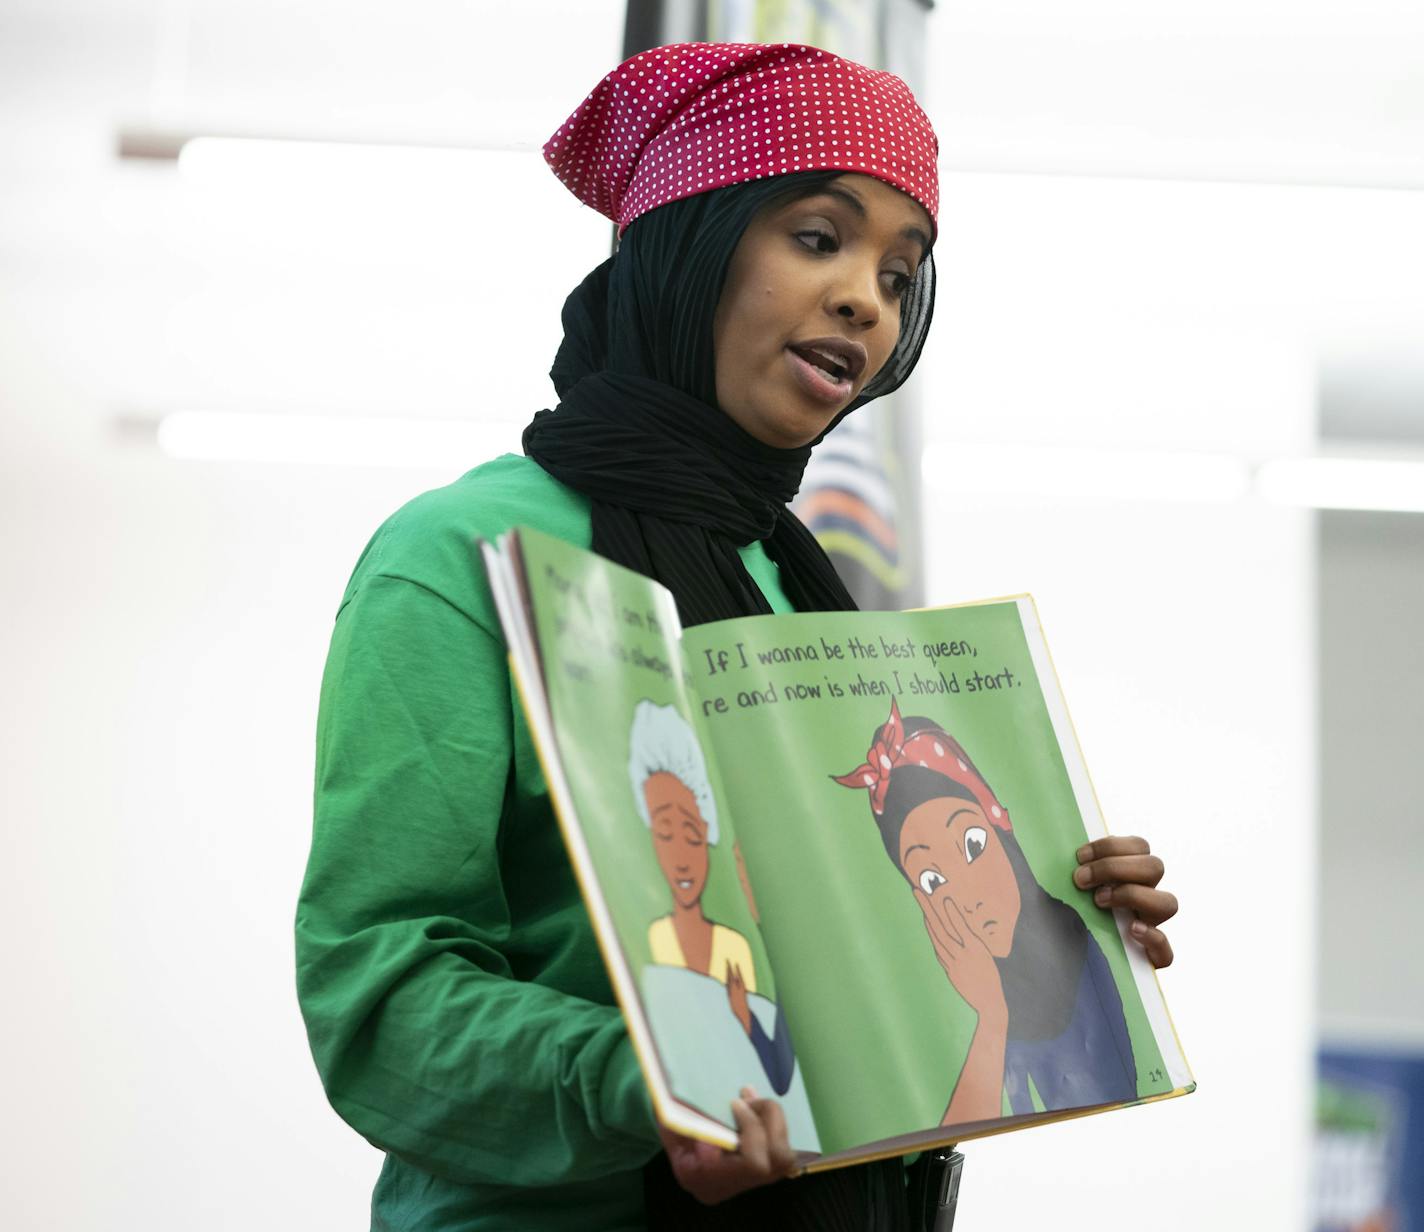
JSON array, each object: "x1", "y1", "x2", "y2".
[
  {"x1": 660, "y1": 1092, "x2": 798, "y2": 1205},
  {"x1": 1077, "y1": 837, "x2": 1177, "y2": 965},
  {"x1": 915, "y1": 895, "x2": 963, "y2": 978},
  {"x1": 921, "y1": 916, "x2": 957, "y2": 973},
  {"x1": 1128, "y1": 920, "x2": 1175, "y2": 968},
  {"x1": 914, "y1": 888, "x2": 964, "y2": 951},
  {"x1": 938, "y1": 892, "x2": 976, "y2": 940},
  {"x1": 745, "y1": 1090, "x2": 797, "y2": 1177},
  {"x1": 1073, "y1": 852, "x2": 1164, "y2": 890},
  {"x1": 1078, "y1": 835, "x2": 1151, "y2": 861},
  {"x1": 731, "y1": 1093, "x2": 769, "y2": 1173},
  {"x1": 1092, "y1": 882, "x2": 1179, "y2": 926}
]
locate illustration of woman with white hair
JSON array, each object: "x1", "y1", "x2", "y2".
[{"x1": 629, "y1": 700, "x2": 796, "y2": 1096}]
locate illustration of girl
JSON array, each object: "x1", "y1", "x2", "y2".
[
  {"x1": 833, "y1": 698, "x2": 1138, "y2": 1125},
  {"x1": 629, "y1": 700, "x2": 796, "y2": 1096}
]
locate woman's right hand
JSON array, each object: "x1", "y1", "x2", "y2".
[
  {"x1": 914, "y1": 888, "x2": 1007, "y2": 1025},
  {"x1": 659, "y1": 1086, "x2": 798, "y2": 1205}
]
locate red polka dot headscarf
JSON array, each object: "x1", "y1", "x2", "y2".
[
  {"x1": 834, "y1": 698, "x2": 1012, "y2": 831},
  {"x1": 543, "y1": 42, "x2": 939, "y2": 238}
]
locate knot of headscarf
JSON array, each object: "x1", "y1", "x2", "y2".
[{"x1": 832, "y1": 698, "x2": 1013, "y2": 827}]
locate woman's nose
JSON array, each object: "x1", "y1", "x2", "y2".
[{"x1": 831, "y1": 272, "x2": 880, "y2": 329}]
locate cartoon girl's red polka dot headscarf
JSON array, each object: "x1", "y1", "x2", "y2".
[
  {"x1": 834, "y1": 698, "x2": 1013, "y2": 831},
  {"x1": 544, "y1": 42, "x2": 939, "y2": 237}
]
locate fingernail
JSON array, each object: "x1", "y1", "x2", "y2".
[
  {"x1": 741, "y1": 1085, "x2": 760, "y2": 1100},
  {"x1": 1131, "y1": 920, "x2": 1147, "y2": 938},
  {"x1": 1076, "y1": 844, "x2": 1093, "y2": 863},
  {"x1": 1094, "y1": 886, "x2": 1111, "y2": 907},
  {"x1": 1073, "y1": 865, "x2": 1092, "y2": 887}
]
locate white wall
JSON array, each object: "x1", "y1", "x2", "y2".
[
  {"x1": 0, "y1": 4, "x2": 620, "y2": 1228},
  {"x1": 1317, "y1": 512, "x2": 1424, "y2": 1044}
]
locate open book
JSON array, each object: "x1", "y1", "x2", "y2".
[{"x1": 481, "y1": 527, "x2": 1194, "y2": 1171}]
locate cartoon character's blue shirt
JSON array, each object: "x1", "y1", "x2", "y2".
[{"x1": 1002, "y1": 936, "x2": 1138, "y2": 1115}]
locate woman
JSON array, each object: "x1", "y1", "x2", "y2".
[
  {"x1": 835, "y1": 699, "x2": 1142, "y2": 1126},
  {"x1": 630, "y1": 699, "x2": 796, "y2": 1097},
  {"x1": 295, "y1": 41, "x2": 1178, "y2": 1230}
]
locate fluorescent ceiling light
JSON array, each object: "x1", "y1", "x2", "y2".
[
  {"x1": 120, "y1": 127, "x2": 537, "y2": 161},
  {"x1": 177, "y1": 135, "x2": 529, "y2": 198},
  {"x1": 1257, "y1": 456, "x2": 1424, "y2": 513},
  {"x1": 151, "y1": 415, "x2": 1424, "y2": 515},
  {"x1": 920, "y1": 442, "x2": 1253, "y2": 505},
  {"x1": 155, "y1": 411, "x2": 518, "y2": 469}
]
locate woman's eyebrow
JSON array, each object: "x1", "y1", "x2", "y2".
[
  {"x1": 945, "y1": 808, "x2": 978, "y2": 828},
  {"x1": 813, "y1": 185, "x2": 930, "y2": 260},
  {"x1": 818, "y1": 184, "x2": 867, "y2": 218},
  {"x1": 904, "y1": 226, "x2": 931, "y2": 261},
  {"x1": 902, "y1": 842, "x2": 929, "y2": 859}
]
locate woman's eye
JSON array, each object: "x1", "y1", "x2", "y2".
[
  {"x1": 918, "y1": 869, "x2": 946, "y2": 895},
  {"x1": 795, "y1": 228, "x2": 839, "y2": 254},
  {"x1": 963, "y1": 826, "x2": 988, "y2": 864},
  {"x1": 881, "y1": 269, "x2": 912, "y2": 298}
]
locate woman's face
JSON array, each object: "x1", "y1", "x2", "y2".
[
  {"x1": 898, "y1": 797, "x2": 1022, "y2": 958},
  {"x1": 644, "y1": 771, "x2": 710, "y2": 910},
  {"x1": 712, "y1": 173, "x2": 931, "y2": 449}
]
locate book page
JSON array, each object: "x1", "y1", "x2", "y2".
[
  {"x1": 512, "y1": 529, "x2": 822, "y2": 1154},
  {"x1": 679, "y1": 601, "x2": 1191, "y2": 1158}
]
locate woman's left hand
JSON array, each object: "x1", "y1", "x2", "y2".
[
  {"x1": 1074, "y1": 835, "x2": 1177, "y2": 968},
  {"x1": 659, "y1": 1087, "x2": 798, "y2": 1204}
]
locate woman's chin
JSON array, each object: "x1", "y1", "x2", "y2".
[
  {"x1": 756, "y1": 395, "x2": 851, "y2": 449},
  {"x1": 719, "y1": 374, "x2": 856, "y2": 448}
]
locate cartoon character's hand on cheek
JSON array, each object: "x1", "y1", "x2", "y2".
[
  {"x1": 725, "y1": 961, "x2": 753, "y2": 1035},
  {"x1": 913, "y1": 887, "x2": 1007, "y2": 1025}
]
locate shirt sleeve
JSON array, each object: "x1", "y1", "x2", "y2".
[{"x1": 295, "y1": 570, "x2": 660, "y2": 1187}]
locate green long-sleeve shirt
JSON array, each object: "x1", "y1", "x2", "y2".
[{"x1": 295, "y1": 454, "x2": 794, "y2": 1231}]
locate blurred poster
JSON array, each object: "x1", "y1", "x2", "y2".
[
  {"x1": 1314, "y1": 1047, "x2": 1424, "y2": 1232},
  {"x1": 625, "y1": 0, "x2": 936, "y2": 608}
]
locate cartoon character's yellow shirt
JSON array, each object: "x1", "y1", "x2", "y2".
[{"x1": 647, "y1": 917, "x2": 757, "y2": 993}]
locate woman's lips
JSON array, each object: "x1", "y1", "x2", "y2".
[{"x1": 785, "y1": 346, "x2": 853, "y2": 405}]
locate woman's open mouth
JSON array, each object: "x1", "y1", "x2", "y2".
[{"x1": 785, "y1": 338, "x2": 866, "y2": 405}]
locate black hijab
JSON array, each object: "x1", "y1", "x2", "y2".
[{"x1": 523, "y1": 171, "x2": 935, "y2": 628}]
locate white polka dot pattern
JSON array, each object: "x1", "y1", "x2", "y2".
[
  {"x1": 833, "y1": 698, "x2": 1012, "y2": 831},
  {"x1": 543, "y1": 42, "x2": 939, "y2": 235}
]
